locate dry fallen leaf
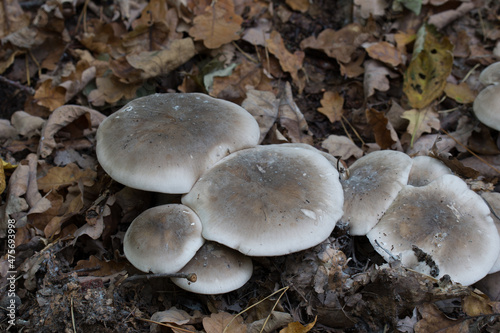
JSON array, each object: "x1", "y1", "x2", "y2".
[
  {"x1": 402, "y1": 107, "x2": 441, "y2": 146},
  {"x1": 10, "y1": 111, "x2": 45, "y2": 138},
  {"x1": 364, "y1": 41, "x2": 403, "y2": 67},
  {"x1": 34, "y1": 79, "x2": 67, "y2": 111},
  {"x1": 278, "y1": 82, "x2": 313, "y2": 144},
  {"x1": 242, "y1": 89, "x2": 280, "y2": 143},
  {"x1": 189, "y1": 0, "x2": 243, "y2": 49},
  {"x1": 364, "y1": 59, "x2": 396, "y2": 98},
  {"x1": 37, "y1": 163, "x2": 96, "y2": 192},
  {"x1": 443, "y1": 81, "x2": 476, "y2": 104},
  {"x1": 317, "y1": 91, "x2": 344, "y2": 123},
  {"x1": 279, "y1": 316, "x2": 316, "y2": 333},
  {"x1": 267, "y1": 31, "x2": 306, "y2": 93},
  {"x1": 366, "y1": 108, "x2": 399, "y2": 150},
  {"x1": 321, "y1": 135, "x2": 364, "y2": 160},
  {"x1": 414, "y1": 303, "x2": 470, "y2": 333},
  {"x1": 203, "y1": 312, "x2": 247, "y2": 333},
  {"x1": 286, "y1": 0, "x2": 309, "y2": 12}
]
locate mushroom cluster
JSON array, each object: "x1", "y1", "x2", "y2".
[
  {"x1": 341, "y1": 150, "x2": 500, "y2": 285},
  {"x1": 97, "y1": 93, "x2": 345, "y2": 294},
  {"x1": 473, "y1": 61, "x2": 500, "y2": 131}
]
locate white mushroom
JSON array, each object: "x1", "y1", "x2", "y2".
[
  {"x1": 171, "y1": 242, "x2": 253, "y2": 294},
  {"x1": 123, "y1": 204, "x2": 204, "y2": 274},
  {"x1": 182, "y1": 144, "x2": 344, "y2": 256},
  {"x1": 407, "y1": 155, "x2": 452, "y2": 187},
  {"x1": 473, "y1": 62, "x2": 500, "y2": 131},
  {"x1": 340, "y1": 150, "x2": 413, "y2": 236},
  {"x1": 366, "y1": 175, "x2": 500, "y2": 286},
  {"x1": 96, "y1": 93, "x2": 260, "y2": 194}
]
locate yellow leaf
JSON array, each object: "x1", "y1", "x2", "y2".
[
  {"x1": 403, "y1": 24, "x2": 453, "y2": 109},
  {"x1": 279, "y1": 316, "x2": 316, "y2": 333},
  {"x1": 317, "y1": 91, "x2": 343, "y2": 123}
]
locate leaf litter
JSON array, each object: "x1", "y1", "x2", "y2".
[{"x1": 1, "y1": 0, "x2": 500, "y2": 332}]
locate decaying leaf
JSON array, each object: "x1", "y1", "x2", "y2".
[
  {"x1": 189, "y1": 0, "x2": 243, "y2": 49},
  {"x1": 279, "y1": 316, "x2": 316, "y2": 333},
  {"x1": 267, "y1": 31, "x2": 306, "y2": 93},
  {"x1": 354, "y1": 0, "x2": 388, "y2": 19},
  {"x1": 37, "y1": 163, "x2": 96, "y2": 192},
  {"x1": 364, "y1": 41, "x2": 403, "y2": 67},
  {"x1": 403, "y1": 24, "x2": 454, "y2": 109},
  {"x1": 366, "y1": 108, "x2": 400, "y2": 150},
  {"x1": 11, "y1": 111, "x2": 45, "y2": 138},
  {"x1": 75, "y1": 255, "x2": 126, "y2": 277},
  {"x1": 401, "y1": 107, "x2": 440, "y2": 146},
  {"x1": 278, "y1": 82, "x2": 313, "y2": 144},
  {"x1": 242, "y1": 89, "x2": 279, "y2": 143},
  {"x1": 414, "y1": 303, "x2": 470, "y2": 333},
  {"x1": 321, "y1": 135, "x2": 364, "y2": 160},
  {"x1": 34, "y1": 79, "x2": 66, "y2": 111},
  {"x1": 443, "y1": 81, "x2": 476, "y2": 104},
  {"x1": 317, "y1": 91, "x2": 343, "y2": 123},
  {"x1": 203, "y1": 312, "x2": 247, "y2": 333},
  {"x1": 286, "y1": 0, "x2": 309, "y2": 12},
  {"x1": 364, "y1": 59, "x2": 396, "y2": 98}
]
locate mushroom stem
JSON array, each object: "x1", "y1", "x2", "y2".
[{"x1": 125, "y1": 272, "x2": 197, "y2": 283}]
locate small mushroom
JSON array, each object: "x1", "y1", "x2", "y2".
[
  {"x1": 182, "y1": 144, "x2": 344, "y2": 256},
  {"x1": 123, "y1": 204, "x2": 204, "y2": 274},
  {"x1": 473, "y1": 62, "x2": 500, "y2": 131},
  {"x1": 340, "y1": 150, "x2": 413, "y2": 236},
  {"x1": 96, "y1": 93, "x2": 260, "y2": 194},
  {"x1": 407, "y1": 155, "x2": 452, "y2": 187},
  {"x1": 366, "y1": 175, "x2": 500, "y2": 286},
  {"x1": 170, "y1": 242, "x2": 253, "y2": 294}
]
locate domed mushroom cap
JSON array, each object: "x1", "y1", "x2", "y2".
[
  {"x1": 171, "y1": 242, "x2": 253, "y2": 294},
  {"x1": 182, "y1": 144, "x2": 344, "y2": 256},
  {"x1": 366, "y1": 175, "x2": 500, "y2": 286},
  {"x1": 123, "y1": 204, "x2": 204, "y2": 274},
  {"x1": 481, "y1": 192, "x2": 500, "y2": 274},
  {"x1": 341, "y1": 150, "x2": 413, "y2": 236},
  {"x1": 479, "y1": 61, "x2": 500, "y2": 85},
  {"x1": 96, "y1": 93, "x2": 260, "y2": 194},
  {"x1": 473, "y1": 84, "x2": 500, "y2": 131},
  {"x1": 407, "y1": 155, "x2": 452, "y2": 187}
]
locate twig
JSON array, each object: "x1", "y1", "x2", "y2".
[
  {"x1": 0, "y1": 75, "x2": 35, "y2": 95},
  {"x1": 71, "y1": 296, "x2": 76, "y2": 333},
  {"x1": 124, "y1": 272, "x2": 197, "y2": 283}
]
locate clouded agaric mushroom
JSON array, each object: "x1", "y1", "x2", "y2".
[
  {"x1": 481, "y1": 192, "x2": 500, "y2": 274},
  {"x1": 171, "y1": 242, "x2": 253, "y2": 294},
  {"x1": 96, "y1": 93, "x2": 260, "y2": 194},
  {"x1": 366, "y1": 175, "x2": 500, "y2": 286},
  {"x1": 407, "y1": 155, "x2": 452, "y2": 187},
  {"x1": 123, "y1": 204, "x2": 204, "y2": 274},
  {"x1": 182, "y1": 144, "x2": 344, "y2": 256},
  {"x1": 473, "y1": 62, "x2": 500, "y2": 131},
  {"x1": 341, "y1": 150, "x2": 413, "y2": 236}
]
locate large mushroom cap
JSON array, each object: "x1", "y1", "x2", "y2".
[
  {"x1": 182, "y1": 144, "x2": 344, "y2": 256},
  {"x1": 478, "y1": 61, "x2": 500, "y2": 85},
  {"x1": 473, "y1": 84, "x2": 500, "y2": 131},
  {"x1": 123, "y1": 204, "x2": 204, "y2": 274},
  {"x1": 366, "y1": 175, "x2": 500, "y2": 286},
  {"x1": 481, "y1": 192, "x2": 500, "y2": 274},
  {"x1": 341, "y1": 150, "x2": 413, "y2": 236},
  {"x1": 96, "y1": 93, "x2": 260, "y2": 194},
  {"x1": 171, "y1": 242, "x2": 253, "y2": 294}
]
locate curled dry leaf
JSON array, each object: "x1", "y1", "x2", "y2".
[
  {"x1": 242, "y1": 89, "x2": 279, "y2": 143},
  {"x1": 189, "y1": 0, "x2": 243, "y2": 49},
  {"x1": 0, "y1": 119, "x2": 17, "y2": 139},
  {"x1": 38, "y1": 105, "x2": 106, "y2": 158},
  {"x1": 11, "y1": 111, "x2": 45, "y2": 138},
  {"x1": 321, "y1": 135, "x2": 364, "y2": 160}
]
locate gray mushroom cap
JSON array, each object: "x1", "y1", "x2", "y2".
[
  {"x1": 478, "y1": 61, "x2": 500, "y2": 85},
  {"x1": 341, "y1": 150, "x2": 413, "y2": 236},
  {"x1": 481, "y1": 192, "x2": 500, "y2": 274},
  {"x1": 366, "y1": 175, "x2": 500, "y2": 286},
  {"x1": 123, "y1": 204, "x2": 204, "y2": 274},
  {"x1": 407, "y1": 155, "x2": 452, "y2": 187},
  {"x1": 182, "y1": 144, "x2": 344, "y2": 256},
  {"x1": 473, "y1": 84, "x2": 500, "y2": 131},
  {"x1": 171, "y1": 242, "x2": 253, "y2": 294},
  {"x1": 96, "y1": 93, "x2": 260, "y2": 194}
]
